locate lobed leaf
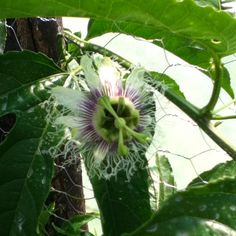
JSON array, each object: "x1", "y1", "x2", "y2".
[
  {"x1": 85, "y1": 0, "x2": 236, "y2": 57},
  {"x1": 126, "y1": 177, "x2": 236, "y2": 235},
  {"x1": 1, "y1": 1, "x2": 235, "y2": 98},
  {"x1": 87, "y1": 3, "x2": 235, "y2": 98},
  {"x1": 0, "y1": 1, "x2": 236, "y2": 57}
]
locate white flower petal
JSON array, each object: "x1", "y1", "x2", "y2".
[
  {"x1": 126, "y1": 67, "x2": 145, "y2": 89},
  {"x1": 98, "y1": 57, "x2": 122, "y2": 96},
  {"x1": 81, "y1": 55, "x2": 101, "y2": 91},
  {"x1": 94, "y1": 142, "x2": 109, "y2": 164},
  {"x1": 55, "y1": 116, "x2": 79, "y2": 128},
  {"x1": 51, "y1": 87, "x2": 85, "y2": 113}
]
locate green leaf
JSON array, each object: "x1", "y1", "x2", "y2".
[
  {"x1": 83, "y1": 233, "x2": 95, "y2": 236},
  {"x1": 0, "y1": 51, "x2": 66, "y2": 236},
  {"x1": 125, "y1": 216, "x2": 236, "y2": 236},
  {"x1": 86, "y1": 4, "x2": 235, "y2": 99},
  {"x1": 188, "y1": 160, "x2": 236, "y2": 187},
  {"x1": 0, "y1": 20, "x2": 6, "y2": 54},
  {"x1": 0, "y1": 51, "x2": 64, "y2": 114},
  {"x1": 148, "y1": 71, "x2": 185, "y2": 98},
  {"x1": 54, "y1": 213, "x2": 98, "y2": 236},
  {"x1": 86, "y1": 0, "x2": 236, "y2": 57},
  {"x1": 86, "y1": 1, "x2": 236, "y2": 99},
  {"x1": 88, "y1": 157, "x2": 152, "y2": 236},
  {"x1": 1, "y1": 1, "x2": 236, "y2": 57},
  {"x1": 53, "y1": 223, "x2": 68, "y2": 235},
  {"x1": 156, "y1": 155, "x2": 176, "y2": 205},
  {"x1": 126, "y1": 178, "x2": 236, "y2": 235},
  {"x1": 2, "y1": 1, "x2": 236, "y2": 98},
  {"x1": 37, "y1": 203, "x2": 55, "y2": 235},
  {"x1": 91, "y1": 22, "x2": 236, "y2": 101},
  {"x1": 221, "y1": 67, "x2": 235, "y2": 98},
  {"x1": 152, "y1": 32, "x2": 211, "y2": 68},
  {"x1": 154, "y1": 37, "x2": 234, "y2": 98}
]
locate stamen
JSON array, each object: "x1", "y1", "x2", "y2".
[
  {"x1": 125, "y1": 126, "x2": 149, "y2": 144},
  {"x1": 99, "y1": 96, "x2": 119, "y2": 119},
  {"x1": 114, "y1": 118, "x2": 126, "y2": 129},
  {"x1": 117, "y1": 97, "x2": 126, "y2": 114},
  {"x1": 118, "y1": 129, "x2": 128, "y2": 156}
]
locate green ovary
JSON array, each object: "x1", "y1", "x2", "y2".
[{"x1": 93, "y1": 96, "x2": 145, "y2": 156}]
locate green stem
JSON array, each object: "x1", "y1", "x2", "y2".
[
  {"x1": 212, "y1": 115, "x2": 236, "y2": 120},
  {"x1": 125, "y1": 126, "x2": 149, "y2": 144},
  {"x1": 118, "y1": 129, "x2": 128, "y2": 156},
  {"x1": 64, "y1": 32, "x2": 236, "y2": 159},
  {"x1": 157, "y1": 85, "x2": 236, "y2": 159},
  {"x1": 213, "y1": 99, "x2": 236, "y2": 114},
  {"x1": 218, "y1": 0, "x2": 222, "y2": 10},
  {"x1": 200, "y1": 50, "x2": 223, "y2": 116},
  {"x1": 63, "y1": 30, "x2": 131, "y2": 68}
]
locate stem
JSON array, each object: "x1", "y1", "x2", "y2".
[
  {"x1": 200, "y1": 50, "x2": 223, "y2": 116},
  {"x1": 218, "y1": 0, "x2": 222, "y2": 10},
  {"x1": 118, "y1": 129, "x2": 128, "y2": 156},
  {"x1": 158, "y1": 85, "x2": 236, "y2": 159},
  {"x1": 213, "y1": 99, "x2": 236, "y2": 114},
  {"x1": 125, "y1": 126, "x2": 149, "y2": 144},
  {"x1": 212, "y1": 115, "x2": 236, "y2": 120},
  {"x1": 64, "y1": 32, "x2": 236, "y2": 159},
  {"x1": 63, "y1": 30, "x2": 131, "y2": 68}
]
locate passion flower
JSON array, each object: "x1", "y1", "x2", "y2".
[{"x1": 52, "y1": 55, "x2": 155, "y2": 179}]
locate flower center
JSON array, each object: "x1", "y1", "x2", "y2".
[{"x1": 93, "y1": 96, "x2": 149, "y2": 156}]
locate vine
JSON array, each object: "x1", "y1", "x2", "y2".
[{"x1": 63, "y1": 30, "x2": 236, "y2": 160}]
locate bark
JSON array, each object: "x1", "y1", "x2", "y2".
[{"x1": 5, "y1": 18, "x2": 62, "y2": 61}]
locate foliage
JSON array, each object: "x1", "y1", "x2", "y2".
[
  {"x1": 0, "y1": 51, "x2": 65, "y2": 236},
  {"x1": 89, "y1": 158, "x2": 152, "y2": 236},
  {"x1": 188, "y1": 160, "x2": 236, "y2": 187},
  {"x1": 0, "y1": 1, "x2": 236, "y2": 236},
  {"x1": 156, "y1": 155, "x2": 177, "y2": 205},
  {"x1": 125, "y1": 176, "x2": 236, "y2": 236},
  {"x1": 53, "y1": 213, "x2": 97, "y2": 236}
]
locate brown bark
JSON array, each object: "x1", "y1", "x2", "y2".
[
  {"x1": 52, "y1": 155, "x2": 87, "y2": 222},
  {"x1": 5, "y1": 18, "x2": 62, "y2": 61}
]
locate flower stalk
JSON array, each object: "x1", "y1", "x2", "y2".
[{"x1": 200, "y1": 50, "x2": 223, "y2": 116}]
